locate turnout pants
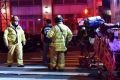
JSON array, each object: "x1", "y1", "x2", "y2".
[
  {"x1": 49, "y1": 46, "x2": 65, "y2": 70},
  {"x1": 7, "y1": 43, "x2": 23, "y2": 65}
]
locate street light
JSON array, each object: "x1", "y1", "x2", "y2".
[
  {"x1": 1, "y1": 8, "x2": 6, "y2": 14},
  {"x1": 84, "y1": 8, "x2": 88, "y2": 15},
  {"x1": 44, "y1": 6, "x2": 51, "y2": 14}
]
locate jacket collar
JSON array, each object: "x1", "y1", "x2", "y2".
[{"x1": 10, "y1": 23, "x2": 19, "y2": 29}]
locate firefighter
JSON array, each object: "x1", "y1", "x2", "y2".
[
  {"x1": 47, "y1": 15, "x2": 73, "y2": 71},
  {"x1": 3, "y1": 16, "x2": 26, "y2": 67}
]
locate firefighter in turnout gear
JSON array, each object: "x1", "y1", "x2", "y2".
[
  {"x1": 47, "y1": 15, "x2": 73, "y2": 71},
  {"x1": 3, "y1": 16, "x2": 26, "y2": 67}
]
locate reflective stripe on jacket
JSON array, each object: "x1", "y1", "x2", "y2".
[
  {"x1": 4, "y1": 24, "x2": 26, "y2": 45},
  {"x1": 47, "y1": 23, "x2": 73, "y2": 51}
]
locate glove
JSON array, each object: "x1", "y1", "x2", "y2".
[{"x1": 22, "y1": 41, "x2": 26, "y2": 46}]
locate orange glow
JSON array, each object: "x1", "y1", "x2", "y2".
[{"x1": 84, "y1": 9, "x2": 88, "y2": 14}]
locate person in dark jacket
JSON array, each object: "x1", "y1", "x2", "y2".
[{"x1": 41, "y1": 19, "x2": 52, "y2": 65}]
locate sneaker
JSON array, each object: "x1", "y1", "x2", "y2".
[{"x1": 17, "y1": 65, "x2": 24, "y2": 67}]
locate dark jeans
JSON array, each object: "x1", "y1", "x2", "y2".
[{"x1": 43, "y1": 42, "x2": 50, "y2": 64}]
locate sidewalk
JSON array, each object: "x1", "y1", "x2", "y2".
[{"x1": 0, "y1": 64, "x2": 100, "y2": 80}]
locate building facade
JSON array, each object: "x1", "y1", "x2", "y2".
[
  {"x1": 111, "y1": 0, "x2": 120, "y2": 23},
  {"x1": 0, "y1": 0, "x2": 102, "y2": 34}
]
